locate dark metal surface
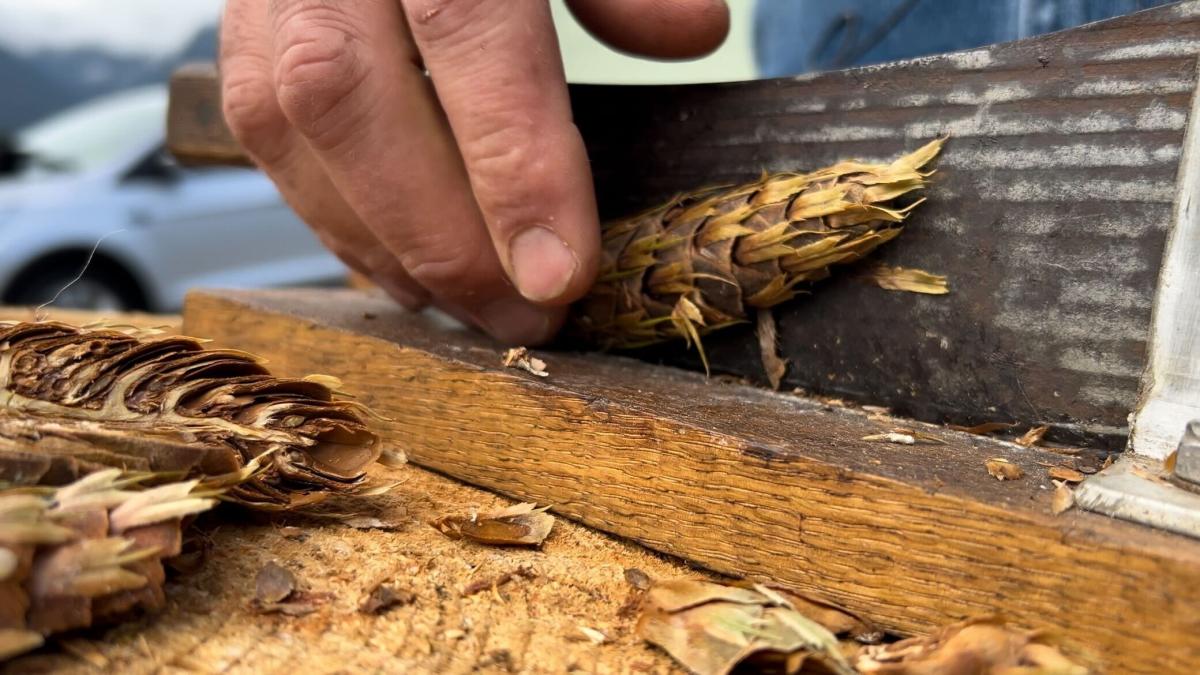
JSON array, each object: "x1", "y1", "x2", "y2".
[{"x1": 570, "y1": 2, "x2": 1200, "y2": 443}]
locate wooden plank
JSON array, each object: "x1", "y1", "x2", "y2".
[
  {"x1": 183, "y1": 288, "x2": 1200, "y2": 674},
  {"x1": 165, "y1": 2, "x2": 1200, "y2": 445}
]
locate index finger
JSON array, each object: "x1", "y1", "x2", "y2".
[{"x1": 401, "y1": 0, "x2": 600, "y2": 305}]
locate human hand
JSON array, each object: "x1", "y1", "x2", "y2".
[{"x1": 219, "y1": 0, "x2": 729, "y2": 344}]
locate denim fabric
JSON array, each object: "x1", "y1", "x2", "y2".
[{"x1": 754, "y1": 0, "x2": 1177, "y2": 76}]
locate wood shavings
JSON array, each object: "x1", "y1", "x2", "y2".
[
  {"x1": 1051, "y1": 481, "x2": 1076, "y2": 516},
  {"x1": 58, "y1": 638, "x2": 110, "y2": 669},
  {"x1": 756, "y1": 310, "x2": 788, "y2": 391},
  {"x1": 861, "y1": 265, "x2": 950, "y2": 294},
  {"x1": 1017, "y1": 425, "x2": 1050, "y2": 448},
  {"x1": 985, "y1": 458, "x2": 1025, "y2": 481},
  {"x1": 501, "y1": 347, "x2": 548, "y2": 377},
  {"x1": 431, "y1": 502, "x2": 555, "y2": 547},
  {"x1": 461, "y1": 566, "x2": 536, "y2": 597}
]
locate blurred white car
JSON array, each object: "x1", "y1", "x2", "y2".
[{"x1": 0, "y1": 85, "x2": 345, "y2": 311}]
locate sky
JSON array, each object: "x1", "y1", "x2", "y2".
[{"x1": 0, "y1": 0, "x2": 222, "y2": 56}]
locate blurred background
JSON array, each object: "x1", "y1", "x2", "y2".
[{"x1": 0, "y1": 0, "x2": 1172, "y2": 313}]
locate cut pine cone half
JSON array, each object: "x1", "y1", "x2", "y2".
[
  {"x1": 571, "y1": 138, "x2": 946, "y2": 368},
  {"x1": 0, "y1": 469, "x2": 219, "y2": 661},
  {"x1": 0, "y1": 321, "x2": 382, "y2": 510}
]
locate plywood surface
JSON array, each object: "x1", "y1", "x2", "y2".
[{"x1": 182, "y1": 288, "x2": 1200, "y2": 674}]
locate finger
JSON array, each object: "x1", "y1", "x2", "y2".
[
  {"x1": 220, "y1": 0, "x2": 429, "y2": 310},
  {"x1": 269, "y1": 0, "x2": 560, "y2": 344},
  {"x1": 565, "y1": 0, "x2": 729, "y2": 58},
  {"x1": 403, "y1": 0, "x2": 600, "y2": 307}
]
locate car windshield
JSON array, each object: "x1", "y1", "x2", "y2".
[{"x1": 15, "y1": 86, "x2": 166, "y2": 174}]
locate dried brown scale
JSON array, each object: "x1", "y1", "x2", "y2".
[
  {"x1": 571, "y1": 139, "x2": 945, "y2": 368},
  {"x1": 0, "y1": 322, "x2": 380, "y2": 509},
  {"x1": 0, "y1": 469, "x2": 219, "y2": 661}
]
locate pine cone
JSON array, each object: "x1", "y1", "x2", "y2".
[
  {"x1": 572, "y1": 139, "x2": 945, "y2": 367},
  {"x1": 0, "y1": 322, "x2": 381, "y2": 509},
  {"x1": 0, "y1": 469, "x2": 218, "y2": 661}
]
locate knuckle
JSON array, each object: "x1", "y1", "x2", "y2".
[
  {"x1": 221, "y1": 73, "x2": 284, "y2": 149},
  {"x1": 273, "y1": 13, "x2": 369, "y2": 149},
  {"x1": 401, "y1": 237, "x2": 494, "y2": 295},
  {"x1": 464, "y1": 122, "x2": 564, "y2": 230}
]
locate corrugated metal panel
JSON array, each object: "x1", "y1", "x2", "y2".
[{"x1": 571, "y1": 2, "x2": 1200, "y2": 443}]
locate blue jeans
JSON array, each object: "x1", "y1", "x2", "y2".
[{"x1": 755, "y1": 0, "x2": 1176, "y2": 76}]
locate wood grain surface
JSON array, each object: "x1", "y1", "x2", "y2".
[{"x1": 184, "y1": 288, "x2": 1200, "y2": 674}]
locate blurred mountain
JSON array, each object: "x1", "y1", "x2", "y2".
[{"x1": 0, "y1": 24, "x2": 217, "y2": 134}]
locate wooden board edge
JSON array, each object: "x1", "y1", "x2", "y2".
[{"x1": 183, "y1": 289, "x2": 1200, "y2": 674}]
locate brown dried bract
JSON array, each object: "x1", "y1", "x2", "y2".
[
  {"x1": 501, "y1": 347, "x2": 548, "y2": 377},
  {"x1": 360, "y1": 584, "x2": 415, "y2": 614},
  {"x1": 430, "y1": 503, "x2": 554, "y2": 547},
  {"x1": 985, "y1": 458, "x2": 1025, "y2": 481},
  {"x1": 636, "y1": 578, "x2": 857, "y2": 675},
  {"x1": 0, "y1": 321, "x2": 381, "y2": 510},
  {"x1": 1051, "y1": 481, "x2": 1076, "y2": 516},
  {"x1": 856, "y1": 617, "x2": 1087, "y2": 674},
  {"x1": 1017, "y1": 425, "x2": 1050, "y2": 448},
  {"x1": 756, "y1": 310, "x2": 788, "y2": 390},
  {"x1": 861, "y1": 265, "x2": 950, "y2": 295},
  {"x1": 252, "y1": 561, "x2": 330, "y2": 616},
  {"x1": 1047, "y1": 466, "x2": 1085, "y2": 483},
  {"x1": 461, "y1": 566, "x2": 536, "y2": 597}
]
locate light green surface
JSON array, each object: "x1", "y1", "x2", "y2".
[{"x1": 552, "y1": 0, "x2": 758, "y2": 84}]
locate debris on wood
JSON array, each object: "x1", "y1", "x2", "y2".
[
  {"x1": 252, "y1": 561, "x2": 329, "y2": 616},
  {"x1": 624, "y1": 568, "x2": 652, "y2": 591},
  {"x1": 863, "y1": 432, "x2": 916, "y2": 445},
  {"x1": 461, "y1": 566, "x2": 537, "y2": 597},
  {"x1": 501, "y1": 347, "x2": 548, "y2": 377},
  {"x1": 577, "y1": 625, "x2": 608, "y2": 645},
  {"x1": 1016, "y1": 425, "x2": 1050, "y2": 448},
  {"x1": 985, "y1": 458, "x2": 1025, "y2": 481},
  {"x1": 1165, "y1": 450, "x2": 1178, "y2": 473},
  {"x1": 861, "y1": 265, "x2": 950, "y2": 295},
  {"x1": 431, "y1": 503, "x2": 554, "y2": 547},
  {"x1": 948, "y1": 422, "x2": 1016, "y2": 435},
  {"x1": 337, "y1": 515, "x2": 406, "y2": 531},
  {"x1": 636, "y1": 578, "x2": 857, "y2": 675},
  {"x1": 279, "y1": 526, "x2": 309, "y2": 541},
  {"x1": 0, "y1": 321, "x2": 382, "y2": 510},
  {"x1": 1051, "y1": 481, "x2": 1076, "y2": 516},
  {"x1": 856, "y1": 618, "x2": 1086, "y2": 674},
  {"x1": 1047, "y1": 466, "x2": 1086, "y2": 483},
  {"x1": 756, "y1": 310, "x2": 788, "y2": 390},
  {"x1": 360, "y1": 584, "x2": 415, "y2": 615},
  {"x1": 378, "y1": 447, "x2": 409, "y2": 469},
  {"x1": 0, "y1": 469, "x2": 222, "y2": 661}
]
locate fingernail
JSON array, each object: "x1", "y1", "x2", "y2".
[
  {"x1": 508, "y1": 226, "x2": 578, "y2": 302},
  {"x1": 477, "y1": 297, "x2": 555, "y2": 345}
]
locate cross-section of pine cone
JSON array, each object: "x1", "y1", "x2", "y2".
[
  {"x1": 0, "y1": 322, "x2": 381, "y2": 509},
  {"x1": 0, "y1": 469, "x2": 217, "y2": 660},
  {"x1": 571, "y1": 139, "x2": 945, "y2": 364}
]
